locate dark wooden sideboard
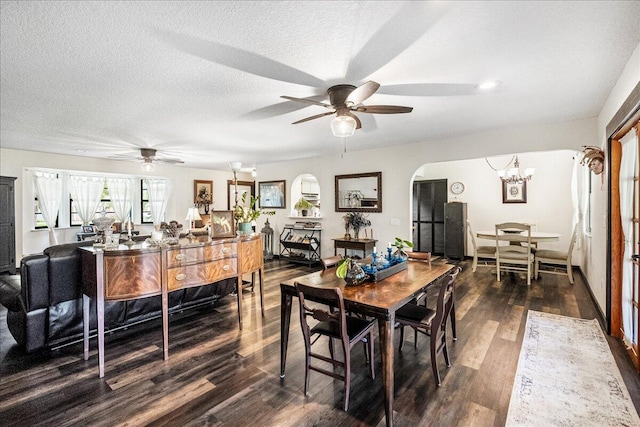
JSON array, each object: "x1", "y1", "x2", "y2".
[{"x1": 80, "y1": 234, "x2": 263, "y2": 378}]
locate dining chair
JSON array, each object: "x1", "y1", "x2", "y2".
[
  {"x1": 534, "y1": 222, "x2": 579, "y2": 284},
  {"x1": 467, "y1": 220, "x2": 496, "y2": 272},
  {"x1": 495, "y1": 222, "x2": 535, "y2": 285},
  {"x1": 321, "y1": 254, "x2": 343, "y2": 270},
  {"x1": 396, "y1": 267, "x2": 461, "y2": 386},
  {"x1": 295, "y1": 282, "x2": 377, "y2": 411}
]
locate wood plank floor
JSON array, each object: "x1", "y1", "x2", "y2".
[{"x1": 1, "y1": 259, "x2": 639, "y2": 426}]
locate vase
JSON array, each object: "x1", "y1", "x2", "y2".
[
  {"x1": 344, "y1": 259, "x2": 366, "y2": 286},
  {"x1": 238, "y1": 222, "x2": 252, "y2": 235},
  {"x1": 353, "y1": 227, "x2": 360, "y2": 240}
]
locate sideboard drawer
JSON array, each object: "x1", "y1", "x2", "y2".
[
  {"x1": 167, "y1": 258, "x2": 238, "y2": 290},
  {"x1": 166, "y1": 242, "x2": 237, "y2": 267}
]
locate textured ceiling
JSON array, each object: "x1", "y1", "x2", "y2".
[{"x1": 1, "y1": 1, "x2": 639, "y2": 171}]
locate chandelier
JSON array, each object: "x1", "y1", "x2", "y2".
[{"x1": 495, "y1": 155, "x2": 535, "y2": 184}]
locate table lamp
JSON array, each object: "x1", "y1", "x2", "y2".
[{"x1": 185, "y1": 206, "x2": 202, "y2": 239}]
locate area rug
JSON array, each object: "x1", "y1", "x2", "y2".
[{"x1": 506, "y1": 310, "x2": 640, "y2": 426}]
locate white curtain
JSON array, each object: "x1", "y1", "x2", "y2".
[
  {"x1": 107, "y1": 177, "x2": 134, "y2": 223},
  {"x1": 144, "y1": 178, "x2": 171, "y2": 228},
  {"x1": 68, "y1": 175, "x2": 104, "y2": 226},
  {"x1": 31, "y1": 170, "x2": 63, "y2": 245},
  {"x1": 571, "y1": 152, "x2": 589, "y2": 250},
  {"x1": 619, "y1": 130, "x2": 638, "y2": 346}
]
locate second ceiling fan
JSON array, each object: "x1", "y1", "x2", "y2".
[{"x1": 281, "y1": 81, "x2": 413, "y2": 136}]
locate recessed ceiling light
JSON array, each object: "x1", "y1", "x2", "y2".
[{"x1": 476, "y1": 81, "x2": 501, "y2": 90}]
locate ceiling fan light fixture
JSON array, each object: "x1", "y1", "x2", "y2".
[
  {"x1": 141, "y1": 159, "x2": 156, "y2": 172},
  {"x1": 476, "y1": 80, "x2": 501, "y2": 90},
  {"x1": 331, "y1": 115, "x2": 357, "y2": 138}
]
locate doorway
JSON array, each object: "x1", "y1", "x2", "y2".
[{"x1": 412, "y1": 179, "x2": 447, "y2": 255}]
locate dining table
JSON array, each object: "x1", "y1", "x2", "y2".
[
  {"x1": 476, "y1": 229, "x2": 561, "y2": 244},
  {"x1": 280, "y1": 259, "x2": 455, "y2": 427}
]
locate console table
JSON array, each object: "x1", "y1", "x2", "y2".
[
  {"x1": 80, "y1": 234, "x2": 263, "y2": 378},
  {"x1": 333, "y1": 237, "x2": 377, "y2": 258}
]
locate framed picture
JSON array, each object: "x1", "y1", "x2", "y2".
[
  {"x1": 227, "y1": 180, "x2": 255, "y2": 210},
  {"x1": 210, "y1": 210, "x2": 235, "y2": 237},
  {"x1": 502, "y1": 181, "x2": 527, "y2": 203},
  {"x1": 82, "y1": 225, "x2": 94, "y2": 233},
  {"x1": 258, "y1": 180, "x2": 286, "y2": 208},
  {"x1": 194, "y1": 180, "x2": 213, "y2": 213}
]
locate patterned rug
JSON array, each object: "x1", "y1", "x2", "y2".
[{"x1": 506, "y1": 311, "x2": 640, "y2": 426}]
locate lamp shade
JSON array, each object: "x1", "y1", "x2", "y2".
[
  {"x1": 185, "y1": 207, "x2": 202, "y2": 221},
  {"x1": 330, "y1": 115, "x2": 357, "y2": 137},
  {"x1": 229, "y1": 161, "x2": 242, "y2": 172}
]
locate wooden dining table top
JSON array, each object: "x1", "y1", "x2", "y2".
[{"x1": 281, "y1": 260, "x2": 454, "y2": 315}]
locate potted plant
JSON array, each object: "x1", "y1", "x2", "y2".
[
  {"x1": 234, "y1": 192, "x2": 275, "y2": 234},
  {"x1": 335, "y1": 256, "x2": 366, "y2": 286},
  {"x1": 294, "y1": 197, "x2": 314, "y2": 217},
  {"x1": 392, "y1": 237, "x2": 414, "y2": 259}
]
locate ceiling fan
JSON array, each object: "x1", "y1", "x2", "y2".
[
  {"x1": 281, "y1": 81, "x2": 413, "y2": 137},
  {"x1": 110, "y1": 148, "x2": 184, "y2": 172}
]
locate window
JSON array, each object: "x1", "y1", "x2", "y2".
[
  {"x1": 70, "y1": 183, "x2": 115, "y2": 226},
  {"x1": 141, "y1": 180, "x2": 152, "y2": 224},
  {"x1": 34, "y1": 197, "x2": 58, "y2": 229}
]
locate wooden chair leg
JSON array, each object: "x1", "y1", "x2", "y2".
[
  {"x1": 328, "y1": 337, "x2": 334, "y2": 359},
  {"x1": 368, "y1": 331, "x2": 375, "y2": 379},
  {"x1": 343, "y1": 346, "x2": 350, "y2": 411},
  {"x1": 430, "y1": 338, "x2": 441, "y2": 386},
  {"x1": 450, "y1": 303, "x2": 457, "y2": 341},
  {"x1": 442, "y1": 334, "x2": 451, "y2": 367},
  {"x1": 304, "y1": 351, "x2": 311, "y2": 395},
  {"x1": 567, "y1": 261, "x2": 574, "y2": 284}
]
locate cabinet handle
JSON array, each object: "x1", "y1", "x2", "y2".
[
  {"x1": 222, "y1": 247, "x2": 230, "y2": 253},
  {"x1": 223, "y1": 264, "x2": 230, "y2": 271},
  {"x1": 175, "y1": 273, "x2": 186, "y2": 281},
  {"x1": 175, "y1": 254, "x2": 186, "y2": 260}
]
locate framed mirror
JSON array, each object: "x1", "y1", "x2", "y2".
[{"x1": 335, "y1": 172, "x2": 382, "y2": 212}]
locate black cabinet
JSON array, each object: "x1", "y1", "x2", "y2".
[
  {"x1": 0, "y1": 176, "x2": 17, "y2": 274},
  {"x1": 412, "y1": 179, "x2": 447, "y2": 255},
  {"x1": 444, "y1": 202, "x2": 467, "y2": 261}
]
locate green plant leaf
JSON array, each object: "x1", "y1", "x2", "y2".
[{"x1": 336, "y1": 259, "x2": 349, "y2": 279}]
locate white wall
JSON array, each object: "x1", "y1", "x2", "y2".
[
  {"x1": 415, "y1": 151, "x2": 576, "y2": 256},
  {"x1": 588, "y1": 41, "x2": 640, "y2": 312},
  {"x1": 256, "y1": 118, "x2": 595, "y2": 260}
]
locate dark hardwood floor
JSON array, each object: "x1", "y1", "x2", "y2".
[{"x1": 1, "y1": 259, "x2": 639, "y2": 426}]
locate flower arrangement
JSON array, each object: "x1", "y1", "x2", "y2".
[
  {"x1": 233, "y1": 192, "x2": 275, "y2": 223},
  {"x1": 343, "y1": 212, "x2": 371, "y2": 239}
]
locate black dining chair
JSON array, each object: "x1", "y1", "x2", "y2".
[
  {"x1": 295, "y1": 282, "x2": 377, "y2": 411},
  {"x1": 396, "y1": 267, "x2": 461, "y2": 386}
]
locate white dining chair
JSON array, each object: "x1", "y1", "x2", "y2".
[
  {"x1": 534, "y1": 222, "x2": 579, "y2": 284},
  {"x1": 467, "y1": 220, "x2": 496, "y2": 272},
  {"x1": 495, "y1": 222, "x2": 535, "y2": 285}
]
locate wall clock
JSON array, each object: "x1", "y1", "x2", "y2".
[{"x1": 450, "y1": 181, "x2": 465, "y2": 195}]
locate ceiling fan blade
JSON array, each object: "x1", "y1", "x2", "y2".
[
  {"x1": 292, "y1": 111, "x2": 335, "y2": 124},
  {"x1": 280, "y1": 96, "x2": 332, "y2": 109},
  {"x1": 155, "y1": 158, "x2": 185, "y2": 164},
  {"x1": 346, "y1": 81, "x2": 380, "y2": 106},
  {"x1": 150, "y1": 28, "x2": 324, "y2": 88},
  {"x1": 377, "y1": 83, "x2": 478, "y2": 97},
  {"x1": 354, "y1": 105, "x2": 413, "y2": 114},
  {"x1": 345, "y1": 2, "x2": 451, "y2": 81}
]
